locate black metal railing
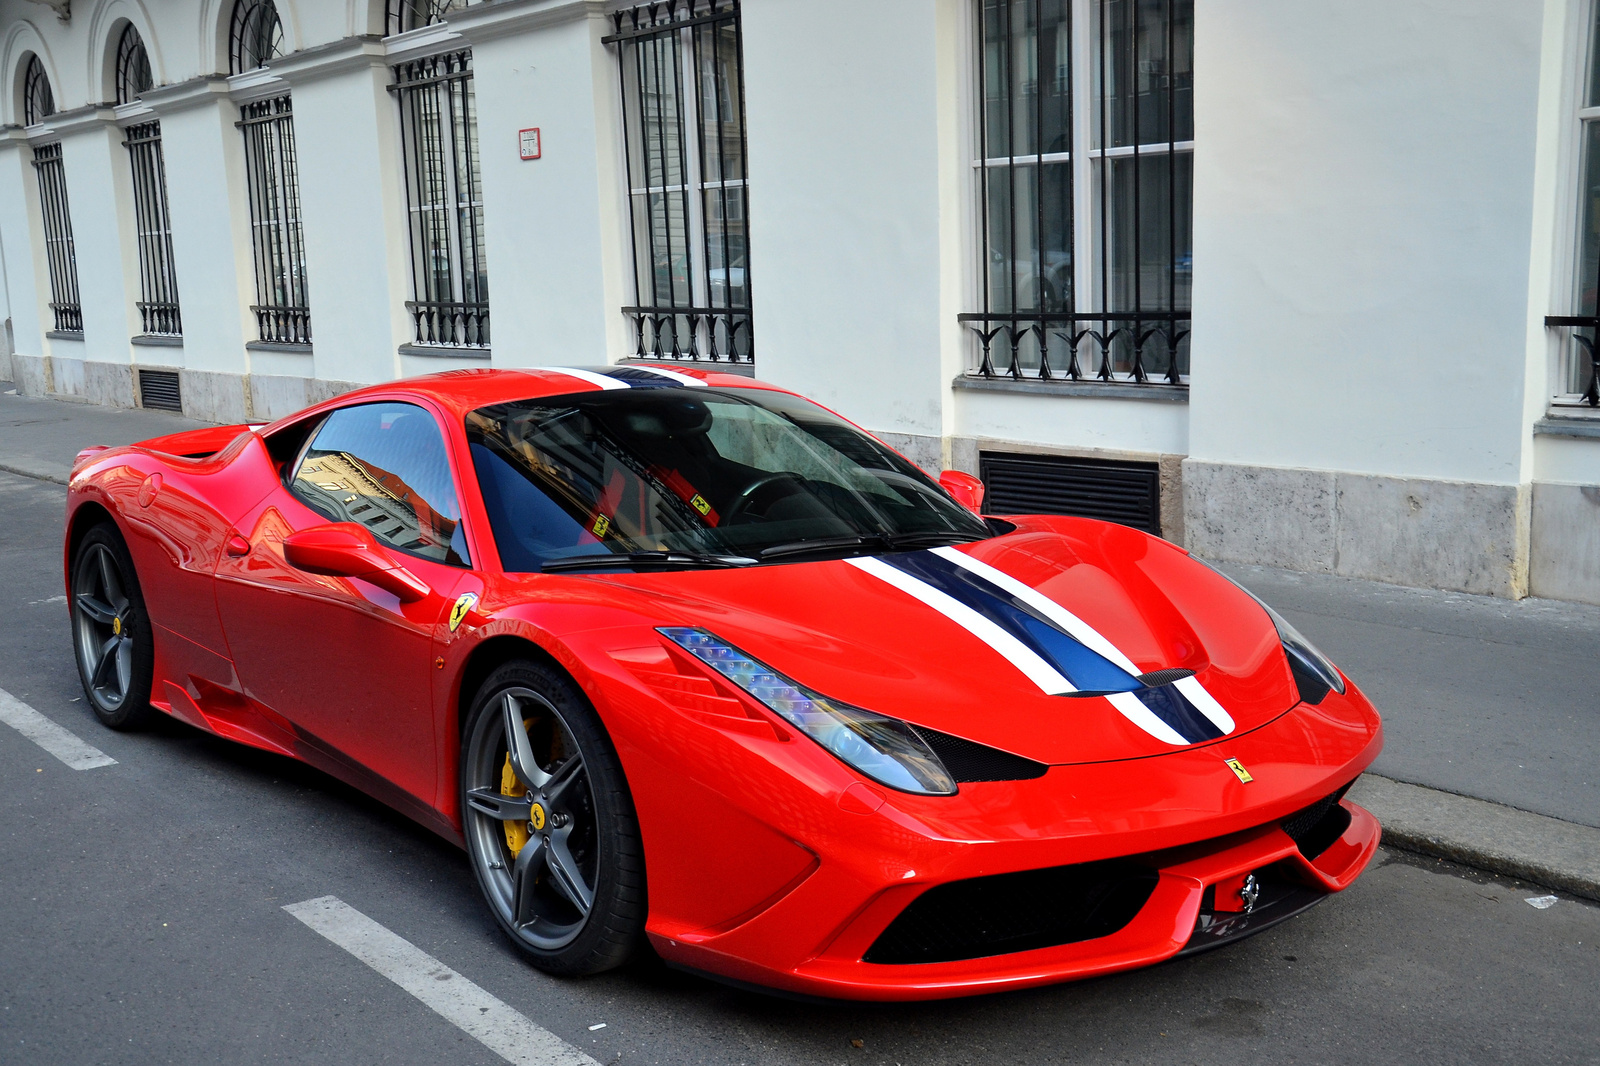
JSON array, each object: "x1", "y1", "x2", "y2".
[
  {"x1": 966, "y1": 0, "x2": 1192, "y2": 387},
  {"x1": 607, "y1": 0, "x2": 753, "y2": 365},
  {"x1": 31, "y1": 142, "x2": 81, "y2": 334},
  {"x1": 1545, "y1": 316, "x2": 1600, "y2": 406},
  {"x1": 393, "y1": 50, "x2": 489, "y2": 349},
  {"x1": 238, "y1": 95, "x2": 311, "y2": 345},
  {"x1": 124, "y1": 121, "x2": 182, "y2": 337},
  {"x1": 407, "y1": 300, "x2": 487, "y2": 347}
]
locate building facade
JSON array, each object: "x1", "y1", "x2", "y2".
[{"x1": 0, "y1": 0, "x2": 1595, "y2": 604}]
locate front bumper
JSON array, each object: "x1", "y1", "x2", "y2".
[{"x1": 636, "y1": 686, "x2": 1384, "y2": 1001}]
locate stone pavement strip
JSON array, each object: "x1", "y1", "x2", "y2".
[
  {"x1": 3, "y1": 380, "x2": 1595, "y2": 902},
  {"x1": 1349, "y1": 774, "x2": 1600, "y2": 901}
]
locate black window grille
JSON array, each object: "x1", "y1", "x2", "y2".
[
  {"x1": 137, "y1": 368, "x2": 183, "y2": 412},
  {"x1": 1545, "y1": 1, "x2": 1600, "y2": 406},
  {"x1": 230, "y1": 0, "x2": 285, "y2": 75},
  {"x1": 393, "y1": 51, "x2": 488, "y2": 347},
  {"x1": 606, "y1": 0, "x2": 753, "y2": 365},
  {"x1": 961, "y1": 0, "x2": 1193, "y2": 387},
  {"x1": 124, "y1": 122, "x2": 182, "y2": 336},
  {"x1": 115, "y1": 23, "x2": 153, "y2": 104},
  {"x1": 238, "y1": 96, "x2": 310, "y2": 345},
  {"x1": 23, "y1": 55, "x2": 54, "y2": 126},
  {"x1": 385, "y1": 0, "x2": 475, "y2": 35},
  {"x1": 31, "y1": 142, "x2": 81, "y2": 334}
]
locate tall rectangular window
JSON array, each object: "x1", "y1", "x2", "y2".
[
  {"x1": 1548, "y1": 4, "x2": 1600, "y2": 407},
  {"x1": 31, "y1": 142, "x2": 82, "y2": 334},
  {"x1": 608, "y1": 0, "x2": 752, "y2": 365},
  {"x1": 238, "y1": 95, "x2": 310, "y2": 345},
  {"x1": 394, "y1": 51, "x2": 488, "y2": 348},
  {"x1": 123, "y1": 121, "x2": 182, "y2": 337},
  {"x1": 963, "y1": 0, "x2": 1193, "y2": 386}
]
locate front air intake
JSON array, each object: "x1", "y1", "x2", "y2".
[
  {"x1": 1281, "y1": 784, "x2": 1353, "y2": 860},
  {"x1": 864, "y1": 860, "x2": 1158, "y2": 965}
]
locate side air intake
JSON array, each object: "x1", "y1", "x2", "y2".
[{"x1": 910, "y1": 726, "x2": 1048, "y2": 783}]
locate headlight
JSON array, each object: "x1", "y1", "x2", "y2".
[
  {"x1": 1205, "y1": 568, "x2": 1346, "y2": 704},
  {"x1": 659, "y1": 627, "x2": 958, "y2": 795}
]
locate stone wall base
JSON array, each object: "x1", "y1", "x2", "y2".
[
  {"x1": 1530, "y1": 482, "x2": 1600, "y2": 605},
  {"x1": 1183, "y1": 459, "x2": 1531, "y2": 598}
]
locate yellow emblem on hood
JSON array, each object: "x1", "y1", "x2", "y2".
[{"x1": 1225, "y1": 758, "x2": 1253, "y2": 783}]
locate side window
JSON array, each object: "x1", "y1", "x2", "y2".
[{"x1": 290, "y1": 401, "x2": 470, "y2": 567}]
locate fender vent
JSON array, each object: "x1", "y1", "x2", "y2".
[
  {"x1": 911, "y1": 726, "x2": 1048, "y2": 782},
  {"x1": 137, "y1": 369, "x2": 182, "y2": 412},
  {"x1": 865, "y1": 859, "x2": 1158, "y2": 965},
  {"x1": 979, "y1": 452, "x2": 1160, "y2": 534}
]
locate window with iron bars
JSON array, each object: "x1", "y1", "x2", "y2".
[
  {"x1": 1545, "y1": 0, "x2": 1600, "y2": 407},
  {"x1": 606, "y1": 0, "x2": 752, "y2": 365},
  {"x1": 393, "y1": 51, "x2": 488, "y2": 348},
  {"x1": 385, "y1": 0, "x2": 476, "y2": 35},
  {"x1": 117, "y1": 27, "x2": 182, "y2": 337},
  {"x1": 22, "y1": 54, "x2": 54, "y2": 126},
  {"x1": 961, "y1": 0, "x2": 1192, "y2": 387},
  {"x1": 32, "y1": 142, "x2": 81, "y2": 334},
  {"x1": 238, "y1": 96, "x2": 311, "y2": 345}
]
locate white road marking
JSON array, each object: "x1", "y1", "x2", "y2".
[
  {"x1": 27, "y1": 594, "x2": 67, "y2": 606},
  {"x1": 283, "y1": 896, "x2": 600, "y2": 1066},
  {"x1": 0, "y1": 688, "x2": 116, "y2": 770}
]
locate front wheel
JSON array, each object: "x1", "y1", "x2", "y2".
[
  {"x1": 70, "y1": 523, "x2": 156, "y2": 730},
  {"x1": 460, "y1": 659, "x2": 645, "y2": 975}
]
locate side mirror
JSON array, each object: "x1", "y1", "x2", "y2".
[
  {"x1": 282, "y1": 523, "x2": 430, "y2": 603},
  {"x1": 939, "y1": 470, "x2": 986, "y2": 515}
]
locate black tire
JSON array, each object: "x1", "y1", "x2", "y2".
[
  {"x1": 460, "y1": 658, "x2": 645, "y2": 976},
  {"x1": 69, "y1": 522, "x2": 156, "y2": 730}
]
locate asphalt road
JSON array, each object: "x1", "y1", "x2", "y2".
[{"x1": 2, "y1": 468, "x2": 1597, "y2": 1065}]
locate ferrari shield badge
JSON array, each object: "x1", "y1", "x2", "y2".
[
  {"x1": 1225, "y1": 758, "x2": 1254, "y2": 783},
  {"x1": 449, "y1": 592, "x2": 478, "y2": 633}
]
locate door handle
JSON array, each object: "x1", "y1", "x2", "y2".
[{"x1": 226, "y1": 534, "x2": 251, "y2": 557}]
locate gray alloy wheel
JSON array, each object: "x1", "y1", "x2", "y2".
[
  {"x1": 461, "y1": 660, "x2": 645, "y2": 974},
  {"x1": 70, "y1": 524, "x2": 155, "y2": 730}
]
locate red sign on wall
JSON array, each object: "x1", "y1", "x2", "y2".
[{"x1": 519, "y1": 128, "x2": 542, "y2": 160}]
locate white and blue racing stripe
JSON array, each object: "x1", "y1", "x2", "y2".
[
  {"x1": 548, "y1": 365, "x2": 707, "y2": 391},
  {"x1": 849, "y1": 548, "x2": 1235, "y2": 746},
  {"x1": 550, "y1": 367, "x2": 631, "y2": 391}
]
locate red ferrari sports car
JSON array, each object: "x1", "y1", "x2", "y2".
[{"x1": 63, "y1": 364, "x2": 1382, "y2": 1001}]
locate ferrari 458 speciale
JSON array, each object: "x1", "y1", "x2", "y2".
[{"x1": 63, "y1": 363, "x2": 1382, "y2": 1000}]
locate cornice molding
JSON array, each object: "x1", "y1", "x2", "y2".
[
  {"x1": 140, "y1": 76, "x2": 233, "y2": 117},
  {"x1": 266, "y1": 35, "x2": 388, "y2": 87},
  {"x1": 445, "y1": 0, "x2": 611, "y2": 46}
]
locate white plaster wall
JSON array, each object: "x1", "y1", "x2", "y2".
[
  {"x1": 0, "y1": 137, "x2": 43, "y2": 359},
  {"x1": 1533, "y1": 433, "x2": 1600, "y2": 483},
  {"x1": 465, "y1": 7, "x2": 627, "y2": 368},
  {"x1": 955, "y1": 390, "x2": 1190, "y2": 456},
  {"x1": 1189, "y1": 0, "x2": 1547, "y2": 485},
  {"x1": 59, "y1": 122, "x2": 140, "y2": 363},
  {"x1": 740, "y1": 0, "x2": 948, "y2": 441}
]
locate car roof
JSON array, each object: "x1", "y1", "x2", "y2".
[{"x1": 265, "y1": 364, "x2": 780, "y2": 431}]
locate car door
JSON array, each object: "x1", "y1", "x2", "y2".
[{"x1": 213, "y1": 400, "x2": 473, "y2": 813}]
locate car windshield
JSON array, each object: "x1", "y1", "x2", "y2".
[{"x1": 465, "y1": 386, "x2": 991, "y2": 572}]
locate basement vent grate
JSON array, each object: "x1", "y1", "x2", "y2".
[
  {"x1": 137, "y1": 369, "x2": 182, "y2": 412},
  {"x1": 978, "y1": 452, "x2": 1161, "y2": 534}
]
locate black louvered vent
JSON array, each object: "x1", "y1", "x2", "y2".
[
  {"x1": 138, "y1": 369, "x2": 182, "y2": 412},
  {"x1": 979, "y1": 452, "x2": 1160, "y2": 534}
]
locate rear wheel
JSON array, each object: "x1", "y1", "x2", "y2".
[
  {"x1": 460, "y1": 659, "x2": 645, "y2": 975},
  {"x1": 70, "y1": 523, "x2": 156, "y2": 730}
]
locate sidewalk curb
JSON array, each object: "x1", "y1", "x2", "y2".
[
  {"x1": 0, "y1": 461, "x2": 67, "y2": 485},
  {"x1": 1350, "y1": 774, "x2": 1600, "y2": 902}
]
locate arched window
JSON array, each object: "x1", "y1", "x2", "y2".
[
  {"x1": 115, "y1": 24, "x2": 153, "y2": 105},
  {"x1": 23, "y1": 55, "x2": 55, "y2": 126},
  {"x1": 386, "y1": 0, "x2": 472, "y2": 36},
  {"x1": 229, "y1": 0, "x2": 284, "y2": 74}
]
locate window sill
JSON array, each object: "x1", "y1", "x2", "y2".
[
  {"x1": 131, "y1": 334, "x2": 183, "y2": 348},
  {"x1": 45, "y1": 330, "x2": 84, "y2": 341},
  {"x1": 1536, "y1": 409, "x2": 1600, "y2": 440},
  {"x1": 621, "y1": 358, "x2": 755, "y2": 378},
  {"x1": 246, "y1": 340, "x2": 312, "y2": 354},
  {"x1": 399, "y1": 343, "x2": 490, "y2": 361},
  {"x1": 952, "y1": 374, "x2": 1189, "y2": 403}
]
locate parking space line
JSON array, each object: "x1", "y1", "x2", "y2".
[
  {"x1": 0, "y1": 688, "x2": 116, "y2": 770},
  {"x1": 283, "y1": 896, "x2": 600, "y2": 1066}
]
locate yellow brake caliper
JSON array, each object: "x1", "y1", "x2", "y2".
[{"x1": 501, "y1": 750, "x2": 530, "y2": 857}]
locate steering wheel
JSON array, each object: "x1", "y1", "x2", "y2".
[{"x1": 722, "y1": 472, "x2": 803, "y2": 524}]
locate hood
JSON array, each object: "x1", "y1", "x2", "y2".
[{"x1": 593, "y1": 518, "x2": 1298, "y2": 765}]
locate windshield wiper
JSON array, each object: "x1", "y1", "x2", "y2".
[
  {"x1": 541, "y1": 550, "x2": 758, "y2": 573},
  {"x1": 756, "y1": 530, "x2": 982, "y2": 562}
]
